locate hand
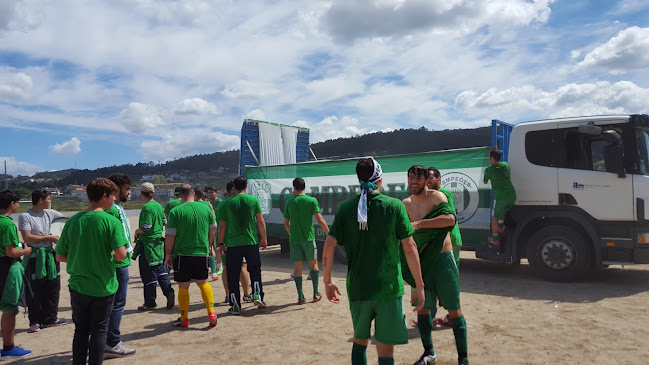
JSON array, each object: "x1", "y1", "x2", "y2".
[
  {"x1": 134, "y1": 232, "x2": 139, "y2": 239},
  {"x1": 411, "y1": 285, "x2": 425, "y2": 312},
  {"x1": 165, "y1": 255, "x2": 173, "y2": 268},
  {"x1": 260, "y1": 238, "x2": 268, "y2": 250},
  {"x1": 49, "y1": 235, "x2": 60, "y2": 243},
  {"x1": 411, "y1": 220, "x2": 422, "y2": 231},
  {"x1": 23, "y1": 246, "x2": 32, "y2": 256},
  {"x1": 219, "y1": 244, "x2": 227, "y2": 256},
  {"x1": 325, "y1": 281, "x2": 341, "y2": 304}
]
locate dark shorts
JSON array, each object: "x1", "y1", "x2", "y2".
[{"x1": 172, "y1": 255, "x2": 209, "y2": 283}]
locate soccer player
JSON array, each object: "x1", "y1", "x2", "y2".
[
  {"x1": 18, "y1": 188, "x2": 69, "y2": 333},
  {"x1": 283, "y1": 177, "x2": 328, "y2": 304},
  {"x1": 427, "y1": 166, "x2": 463, "y2": 328},
  {"x1": 206, "y1": 186, "x2": 223, "y2": 277},
  {"x1": 165, "y1": 185, "x2": 217, "y2": 328},
  {"x1": 103, "y1": 173, "x2": 136, "y2": 358},
  {"x1": 55, "y1": 178, "x2": 128, "y2": 365},
  {"x1": 483, "y1": 146, "x2": 517, "y2": 248},
  {"x1": 164, "y1": 186, "x2": 182, "y2": 219},
  {"x1": 133, "y1": 183, "x2": 174, "y2": 311},
  {"x1": 323, "y1": 158, "x2": 425, "y2": 365},
  {"x1": 218, "y1": 176, "x2": 268, "y2": 314},
  {"x1": 0, "y1": 190, "x2": 32, "y2": 360},
  {"x1": 402, "y1": 165, "x2": 468, "y2": 365}
]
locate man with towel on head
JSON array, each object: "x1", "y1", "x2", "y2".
[
  {"x1": 323, "y1": 157, "x2": 425, "y2": 365},
  {"x1": 401, "y1": 165, "x2": 468, "y2": 365}
]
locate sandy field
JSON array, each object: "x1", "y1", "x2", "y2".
[{"x1": 6, "y1": 215, "x2": 649, "y2": 364}]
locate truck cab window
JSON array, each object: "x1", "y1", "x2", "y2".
[{"x1": 636, "y1": 129, "x2": 649, "y2": 175}]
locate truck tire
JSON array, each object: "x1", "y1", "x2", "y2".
[{"x1": 526, "y1": 225, "x2": 592, "y2": 282}]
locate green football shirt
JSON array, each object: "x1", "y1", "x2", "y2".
[
  {"x1": 139, "y1": 200, "x2": 165, "y2": 240},
  {"x1": 106, "y1": 203, "x2": 132, "y2": 268},
  {"x1": 211, "y1": 198, "x2": 222, "y2": 215},
  {"x1": 483, "y1": 162, "x2": 517, "y2": 201},
  {"x1": 167, "y1": 201, "x2": 215, "y2": 257},
  {"x1": 55, "y1": 211, "x2": 128, "y2": 297},
  {"x1": 283, "y1": 194, "x2": 321, "y2": 243},
  {"x1": 0, "y1": 215, "x2": 24, "y2": 259},
  {"x1": 164, "y1": 199, "x2": 182, "y2": 216},
  {"x1": 221, "y1": 194, "x2": 262, "y2": 247},
  {"x1": 439, "y1": 187, "x2": 462, "y2": 248},
  {"x1": 329, "y1": 193, "x2": 413, "y2": 301}
]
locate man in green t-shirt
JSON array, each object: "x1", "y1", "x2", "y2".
[
  {"x1": 404, "y1": 165, "x2": 468, "y2": 365},
  {"x1": 483, "y1": 147, "x2": 517, "y2": 248},
  {"x1": 323, "y1": 158, "x2": 425, "y2": 365},
  {"x1": 165, "y1": 185, "x2": 217, "y2": 328},
  {"x1": 133, "y1": 183, "x2": 174, "y2": 311},
  {"x1": 163, "y1": 186, "x2": 182, "y2": 219},
  {"x1": 206, "y1": 186, "x2": 223, "y2": 277},
  {"x1": 55, "y1": 178, "x2": 128, "y2": 364},
  {"x1": 283, "y1": 177, "x2": 329, "y2": 304},
  {"x1": 218, "y1": 176, "x2": 268, "y2": 315},
  {"x1": 0, "y1": 189, "x2": 32, "y2": 360},
  {"x1": 103, "y1": 173, "x2": 136, "y2": 358}
]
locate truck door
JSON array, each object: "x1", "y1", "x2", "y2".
[
  {"x1": 555, "y1": 122, "x2": 633, "y2": 221},
  {"x1": 632, "y1": 126, "x2": 649, "y2": 263}
]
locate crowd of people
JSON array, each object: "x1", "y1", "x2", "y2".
[{"x1": 0, "y1": 149, "x2": 516, "y2": 364}]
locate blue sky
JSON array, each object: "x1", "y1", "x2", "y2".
[{"x1": 1, "y1": 0, "x2": 649, "y2": 176}]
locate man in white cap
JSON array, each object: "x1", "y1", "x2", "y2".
[{"x1": 133, "y1": 183, "x2": 174, "y2": 311}]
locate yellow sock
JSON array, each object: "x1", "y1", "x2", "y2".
[
  {"x1": 199, "y1": 282, "x2": 215, "y2": 315},
  {"x1": 179, "y1": 288, "x2": 190, "y2": 320}
]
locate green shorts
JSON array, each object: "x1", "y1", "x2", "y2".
[
  {"x1": 492, "y1": 198, "x2": 515, "y2": 220},
  {"x1": 412, "y1": 251, "x2": 461, "y2": 311},
  {"x1": 349, "y1": 297, "x2": 408, "y2": 345},
  {"x1": 453, "y1": 246, "x2": 461, "y2": 270},
  {"x1": 0, "y1": 261, "x2": 24, "y2": 313},
  {"x1": 290, "y1": 241, "x2": 317, "y2": 262}
]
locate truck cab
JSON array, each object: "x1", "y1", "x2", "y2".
[{"x1": 486, "y1": 114, "x2": 649, "y2": 281}]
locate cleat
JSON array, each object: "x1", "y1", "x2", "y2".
[
  {"x1": 172, "y1": 317, "x2": 189, "y2": 327},
  {"x1": 458, "y1": 358, "x2": 469, "y2": 365},
  {"x1": 487, "y1": 236, "x2": 500, "y2": 247},
  {"x1": 243, "y1": 294, "x2": 253, "y2": 303},
  {"x1": 312, "y1": 294, "x2": 322, "y2": 302},
  {"x1": 28, "y1": 324, "x2": 40, "y2": 333},
  {"x1": 208, "y1": 312, "x2": 217, "y2": 327},
  {"x1": 138, "y1": 305, "x2": 156, "y2": 311},
  {"x1": 228, "y1": 306, "x2": 241, "y2": 315},
  {"x1": 166, "y1": 293, "x2": 175, "y2": 309},
  {"x1": 297, "y1": 298, "x2": 307, "y2": 305},
  {"x1": 413, "y1": 353, "x2": 437, "y2": 365}
]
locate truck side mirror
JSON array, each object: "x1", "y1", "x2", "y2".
[{"x1": 578, "y1": 124, "x2": 602, "y2": 136}]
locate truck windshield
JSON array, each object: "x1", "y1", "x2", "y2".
[{"x1": 636, "y1": 128, "x2": 649, "y2": 175}]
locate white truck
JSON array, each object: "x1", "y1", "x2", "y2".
[{"x1": 243, "y1": 114, "x2": 649, "y2": 281}]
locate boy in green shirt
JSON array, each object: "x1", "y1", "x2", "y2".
[
  {"x1": 218, "y1": 176, "x2": 268, "y2": 314},
  {"x1": 163, "y1": 186, "x2": 182, "y2": 219},
  {"x1": 165, "y1": 185, "x2": 217, "y2": 328},
  {"x1": 133, "y1": 183, "x2": 174, "y2": 311},
  {"x1": 323, "y1": 158, "x2": 425, "y2": 365},
  {"x1": 0, "y1": 189, "x2": 32, "y2": 360},
  {"x1": 206, "y1": 186, "x2": 223, "y2": 277},
  {"x1": 283, "y1": 177, "x2": 329, "y2": 304},
  {"x1": 55, "y1": 178, "x2": 128, "y2": 365},
  {"x1": 483, "y1": 147, "x2": 517, "y2": 248}
]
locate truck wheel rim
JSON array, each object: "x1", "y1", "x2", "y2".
[{"x1": 540, "y1": 237, "x2": 575, "y2": 269}]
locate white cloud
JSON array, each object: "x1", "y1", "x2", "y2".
[
  {"x1": 244, "y1": 109, "x2": 267, "y2": 121},
  {"x1": 0, "y1": 69, "x2": 32, "y2": 101},
  {"x1": 300, "y1": 116, "x2": 368, "y2": 143},
  {"x1": 120, "y1": 102, "x2": 165, "y2": 134},
  {"x1": 138, "y1": 129, "x2": 240, "y2": 162},
  {"x1": 50, "y1": 137, "x2": 81, "y2": 155},
  {"x1": 221, "y1": 80, "x2": 280, "y2": 99},
  {"x1": 175, "y1": 98, "x2": 218, "y2": 115},
  {"x1": 305, "y1": 76, "x2": 365, "y2": 103},
  {"x1": 0, "y1": 156, "x2": 41, "y2": 177},
  {"x1": 577, "y1": 26, "x2": 649, "y2": 74},
  {"x1": 611, "y1": 0, "x2": 649, "y2": 15}
]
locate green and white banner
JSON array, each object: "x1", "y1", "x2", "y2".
[{"x1": 245, "y1": 147, "x2": 492, "y2": 247}]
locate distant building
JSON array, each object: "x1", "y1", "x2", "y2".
[
  {"x1": 141, "y1": 175, "x2": 155, "y2": 182},
  {"x1": 65, "y1": 184, "x2": 84, "y2": 195},
  {"x1": 45, "y1": 188, "x2": 62, "y2": 196},
  {"x1": 69, "y1": 187, "x2": 88, "y2": 201}
]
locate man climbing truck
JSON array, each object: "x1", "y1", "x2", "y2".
[{"x1": 242, "y1": 114, "x2": 649, "y2": 282}]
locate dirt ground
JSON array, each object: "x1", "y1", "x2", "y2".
[{"x1": 7, "y1": 216, "x2": 649, "y2": 364}]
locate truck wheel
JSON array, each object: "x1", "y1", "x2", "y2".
[{"x1": 526, "y1": 225, "x2": 592, "y2": 282}]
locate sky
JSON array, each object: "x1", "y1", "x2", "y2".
[{"x1": 1, "y1": 0, "x2": 649, "y2": 176}]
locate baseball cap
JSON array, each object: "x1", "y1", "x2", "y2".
[{"x1": 140, "y1": 182, "x2": 155, "y2": 193}]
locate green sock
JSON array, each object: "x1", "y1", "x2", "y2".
[
  {"x1": 294, "y1": 277, "x2": 304, "y2": 299},
  {"x1": 451, "y1": 315, "x2": 468, "y2": 360},
  {"x1": 378, "y1": 357, "x2": 394, "y2": 365},
  {"x1": 417, "y1": 313, "x2": 435, "y2": 356},
  {"x1": 208, "y1": 254, "x2": 216, "y2": 274},
  {"x1": 491, "y1": 234, "x2": 499, "y2": 243},
  {"x1": 351, "y1": 342, "x2": 367, "y2": 365},
  {"x1": 310, "y1": 269, "x2": 319, "y2": 296},
  {"x1": 498, "y1": 221, "x2": 504, "y2": 229}
]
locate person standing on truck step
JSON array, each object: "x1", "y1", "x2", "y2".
[
  {"x1": 18, "y1": 188, "x2": 69, "y2": 333},
  {"x1": 218, "y1": 176, "x2": 268, "y2": 315},
  {"x1": 103, "y1": 173, "x2": 136, "y2": 359},
  {"x1": 426, "y1": 167, "x2": 463, "y2": 328},
  {"x1": 323, "y1": 157, "x2": 426, "y2": 365},
  {"x1": 283, "y1": 177, "x2": 329, "y2": 304},
  {"x1": 55, "y1": 179, "x2": 128, "y2": 365},
  {"x1": 483, "y1": 146, "x2": 517, "y2": 249},
  {"x1": 132, "y1": 183, "x2": 175, "y2": 311},
  {"x1": 402, "y1": 165, "x2": 468, "y2": 365},
  {"x1": 165, "y1": 184, "x2": 217, "y2": 328}
]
